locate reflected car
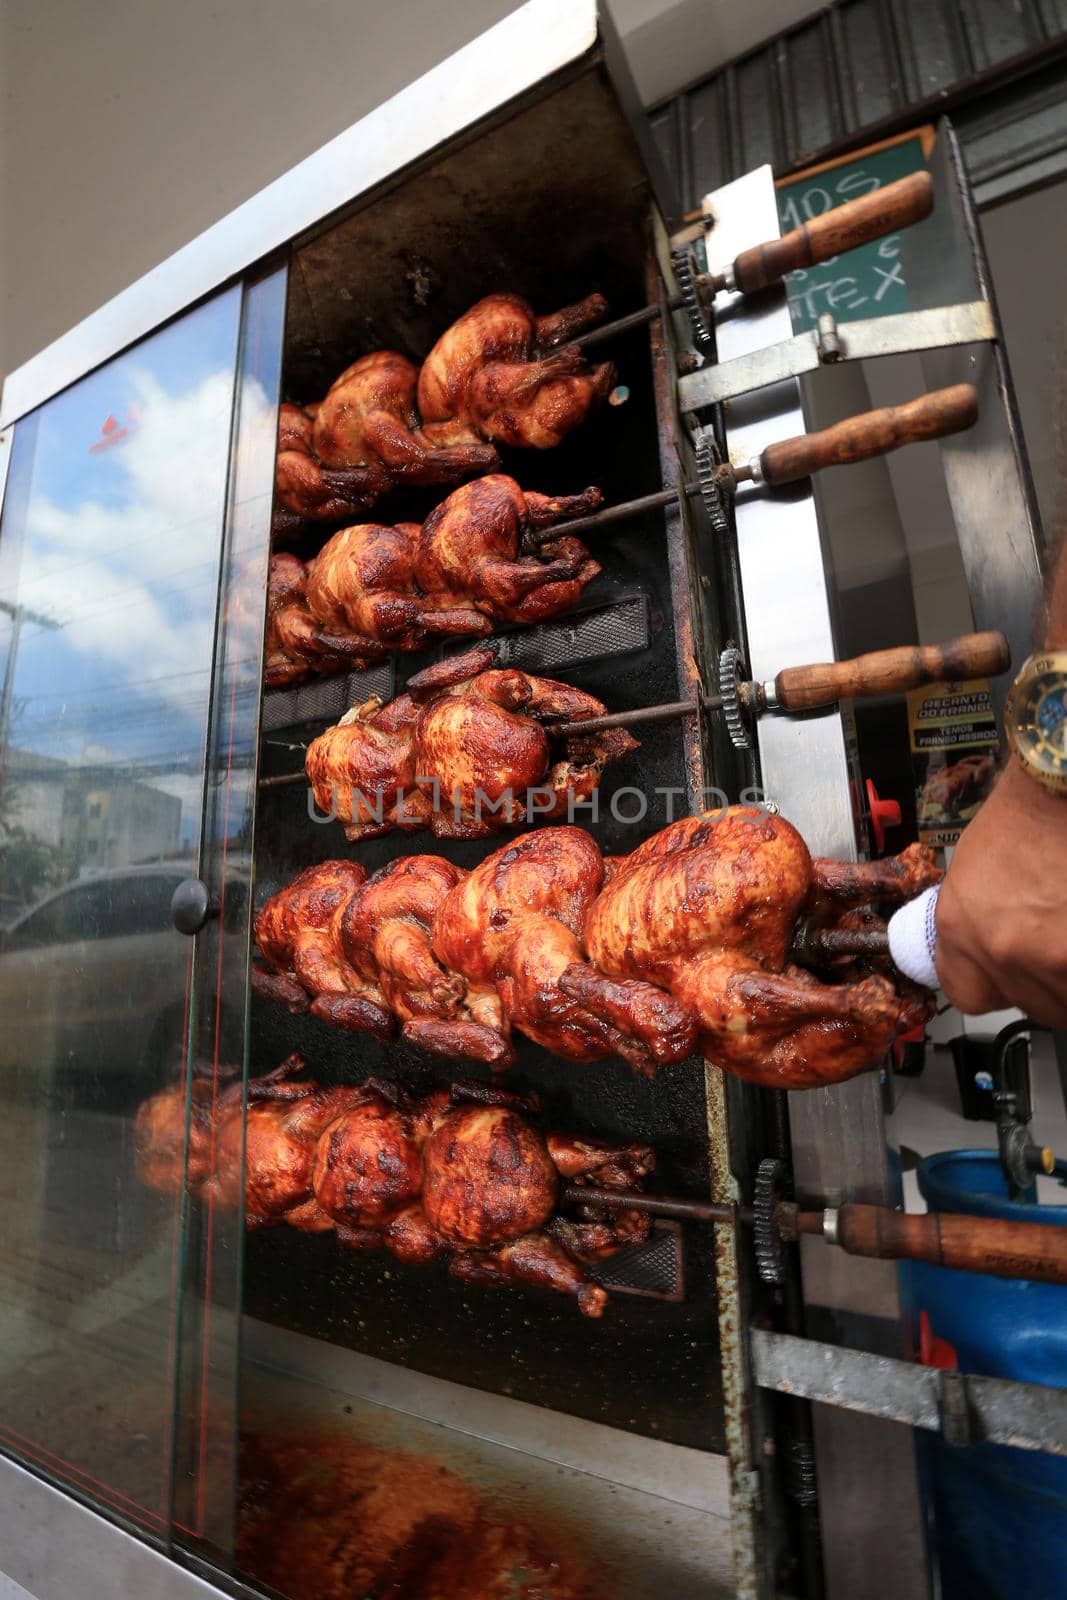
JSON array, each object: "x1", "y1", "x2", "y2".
[{"x1": 0, "y1": 862, "x2": 248, "y2": 1082}]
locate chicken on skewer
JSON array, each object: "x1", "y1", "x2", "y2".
[
  {"x1": 427, "y1": 827, "x2": 699, "y2": 1074},
  {"x1": 575, "y1": 808, "x2": 938, "y2": 1090},
  {"x1": 264, "y1": 476, "x2": 604, "y2": 687},
  {"x1": 264, "y1": 553, "x2": 389, "y2": 688},
  {"x1": 304, "y1": 646, "x2": 638, "y2": 842},
  {"x1": 311, "y1": 351, "x2": 501, "y2": 485},
  {"x1": 134, "y1": 1060, "x2": 655, "y2": 1317},
  {"x1": 418, "y1": 293, "x2": 616, "y2": 450},
  {"x1": 272, "y1": 403, "x2": 394, "y2": 546},
  {"x1": 252, "y1": 811, "x2": 939, "y2": 1088},
  {"x1": 413, "y1": 475, "x2": 603, "y2": 626},
  {"x1": 252, "y1": 856, "x2": 513, "y2": 1065}
]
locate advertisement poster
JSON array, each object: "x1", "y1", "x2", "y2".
[{"x1": 907, "y1": 677, "x2": 999, "y2": 847}]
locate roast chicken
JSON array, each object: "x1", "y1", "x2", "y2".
[
  {"x1": 418, "y1": 293, "x2": 616, "y2": 450},
  {"x1": 311, "y1": 350, "x2": 500, "y2": 485},
  {"x1": 304, "y1": 645, "x2": 637, "y2": 841},
  {"x1": 414, "y1": 475, "x2": 603, "y2": 626},
  {"x1": 576, "y1": 810, "x2": 937, "y2": 1089},
  {"x1": 252, "y1": 809, "x2": 940, "y2": 1089},
  {"x1": 134, "y1": 1058, "x2": 656, "y2": 1317},
  {"x1": 272, "y1": 402, "x2": 393, "y2": 545},
  {"x1": 264, "y1": 552, "x2": 388, "y2": 688},
  {"x1": 264, "y1": 476, "x2": 603, "y2": 687}
]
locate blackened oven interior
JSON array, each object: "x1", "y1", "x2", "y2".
[{"x1": 249, "y1": 62, "x2": 725, "y2": 1453}]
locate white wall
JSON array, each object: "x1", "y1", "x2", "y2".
[{"x1": 0, "y1": 0, "x2": 825, "y2": 384}]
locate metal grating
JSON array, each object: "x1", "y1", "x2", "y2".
[
  {"x1": 649, "y1": 0, "x2": 1067, "y2": 207},
  {"x1": 592, "y1": 1220, "x2": 685, "y2": 1303},
  {"x1": 493, "y1": 595, "x2": 652, "y2": 673},
  {"x1": 261, "y1": 663, "x2": 396, "y2": 732}
]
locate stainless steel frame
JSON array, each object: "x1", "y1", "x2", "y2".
[{"x1": 0, "y1": 1454, "x2": 229, "y2": 1600}]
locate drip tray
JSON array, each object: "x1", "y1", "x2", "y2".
[
  {"x1": 487, "y1": 594, "x2": 651, "y2": 673},
  {"x1": 241, "y1": 1320, "x2": 733, "y2": 1600},
  {"x1": 593, "y1": 1220, "x2": 685, "y2": 1303},
  {"x1": 260, "y1": 594, "x2": 652, "y2": 734},
  {"x1": 261, "y1": 663, "x2": 396, "y2": 732}
]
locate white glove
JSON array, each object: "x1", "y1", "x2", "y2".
[{"x1": 887, "y1": 883, "x2": 940, "y2": 989}]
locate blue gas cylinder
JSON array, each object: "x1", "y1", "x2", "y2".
[{"x1": 912, "y1": 1149, "x2": 1067, "y2": 1600}]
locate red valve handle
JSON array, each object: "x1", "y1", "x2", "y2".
[{"x1": 866, "y1": 778, "x2": 902, "y2": 854}]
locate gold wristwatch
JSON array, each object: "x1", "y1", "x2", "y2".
[{"x1": 1004, "y1": 650, "x2": 1067, "y2": 795}]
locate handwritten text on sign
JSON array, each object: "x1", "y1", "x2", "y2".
[{"x1": 776, "y1": 137, "x2": 927, "y2": 335}]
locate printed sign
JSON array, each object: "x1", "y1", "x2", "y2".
[{"x1": 907, "y1": 677, "x2": 999, "y2": 848}]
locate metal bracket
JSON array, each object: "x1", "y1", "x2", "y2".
[
  {"x1": 938, "y1": 1369, "x2": 972, "y2": 1449},
  {"x1": 678, "y1": 300, "x2": 996, "y2": 412},
  {"x1": 751, "y1": 1329, "x2": 1067, "y2": 1457}
]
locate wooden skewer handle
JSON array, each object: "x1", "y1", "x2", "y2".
[
  {"x1": 732, "y1": 171, "x2": 935, "y2": 294},
  {"x1": 757, "y1": 383, "x2": 978, "y2": 486},
  {"x1": 772, "y1": 629, "x2": 1010, "y2": 712},
  {"x1": 828, "y1": 1204, "x2": 1067, "y2": 1285}
]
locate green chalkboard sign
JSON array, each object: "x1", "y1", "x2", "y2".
[{"x1": 776, "y1": 133, "x2": 929, "y2": 335}]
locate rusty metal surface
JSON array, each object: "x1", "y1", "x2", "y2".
[{"x1": 646, "y1": 221, "x2": 770, "y2": 1600}]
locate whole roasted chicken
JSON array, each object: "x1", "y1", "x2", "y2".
[
  {"x1": 311, "y1": 350, "x2": 500, "y2": 486},
  {"x1": 418, "y1": 293, "x2": 616, "y2": 450},
  {"x1": 252, "y1": 810, "x2": 940, "y2": 1089},
  {"x1": 134, "y1": 1059, "x2": 656, "y2": 1317},
  {"x1": 304, "y1": 646, "x2": 637, "y2": 841},
  {"x1": 414, "y1": 475, "x2": 603, "y2": 626},
  {"x1": 264, "y1": 476, "x2": 603, "y2": 687},
  {"x1": 272, "y1": 403, "x2": 393, "y2": 545},
  {"x1": 575, "y1": 809, "x2": 937, "y2": 1089},
  {"x1": 264, "y1": 552, "x2": 386, "y2": 688}
]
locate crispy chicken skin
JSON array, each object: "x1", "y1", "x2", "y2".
[
  {"x1": 414, "y1": 475, "x2": 603, "y2": 626},
  {"x1": 273, "y1": 403, "x2": 392, "y2": 544},
  {"x1": 312, "y1": 350, "x2": 500, "y2": 484},
  {"x1": 418, "y1": 293, "x2": 615, "y2": 450},
  {"x1": 304, "y1": 646, "x2": 637, "y2": 842},
  {"x1": 253, "y1": 811, "x2": 940, "y2": 1090},
  {"x1": 264, "y1": 552, "x2": 387, "y2": 688},
  {"x1": 578, "y1": 808, "x2": 940, "y2": 1089},
  {"x1": 135, "y1": 1062, "x2": 652, "y2": 1317},
  {"x1": 432, "y1": 827, "x2": 698, "y2": 1073},
  {"x1": 264, "y1": 477, "x2": 603, "y2": 686}
]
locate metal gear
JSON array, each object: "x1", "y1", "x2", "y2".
[
  {"x1": 718, "y1": 643, "x2": 751, "y2": 751},
  {"x1": 753, "y1": 1157, "x2": 787, "y2": 1286},
  {"x1": 672, "y1": 246, "x2": 714, "y2": 354},
  {"x1": 696, "y1": 432, "x2": 731, "y2": 538}
]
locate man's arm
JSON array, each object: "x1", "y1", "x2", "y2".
[{"x1": 935, "y1": 534, "x2": 1067, "y2": 1025}]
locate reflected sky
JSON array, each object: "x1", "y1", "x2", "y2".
[{"x1": 0, "y1": 289, "x2": 244, "y2": 841}]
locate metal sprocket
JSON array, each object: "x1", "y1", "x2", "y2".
[
  {"x1": 718, "y1": 643, "x2": 751, "y2": 750},
  {"x1": 672, "y1": 246, "x2": 714, "y2": 354},
  {"x1": 696, "y1": 432, "x2": 731, "y2": 538},
  {"x1": 753, "y1": 1157, "x2": 787, "y2": 1286}
]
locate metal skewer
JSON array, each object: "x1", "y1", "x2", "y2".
[
  {"x1": 573, "y1": 172, "x2": 934, "y2": 353},
  {"x1": 561, "y1": 1167, "x2": 1067, "y2": 1288},
  {"x1": 526, "y1": 383, "x2": 980, "y2": 550},
  {"x1": 258, "y1": 632, "x2": 1011, "y2": 787}
]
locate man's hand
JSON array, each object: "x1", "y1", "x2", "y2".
[{"x1": 935, "y1": 757, "x2": 1067, "y2": 1025}]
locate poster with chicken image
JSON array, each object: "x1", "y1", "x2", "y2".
[{"x1": 907, "y1": 677, "x2": 1000, "y2": 847}]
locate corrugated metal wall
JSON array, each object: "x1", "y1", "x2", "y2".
[{"x1": 649, "y1": 0, "x2": 1067, "y2": 208}]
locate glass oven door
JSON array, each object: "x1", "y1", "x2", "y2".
[{"x1": 0, "y1": 264, "x2": 285, "y2": 1568}]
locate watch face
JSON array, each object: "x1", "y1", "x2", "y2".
[{"x1": 1010, "y1": 656, "x2": 1067, "y2": 789}]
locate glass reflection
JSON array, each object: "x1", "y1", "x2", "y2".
[{"x1": 0, "y1": 287, "x2": 242, "y2": 1533}]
